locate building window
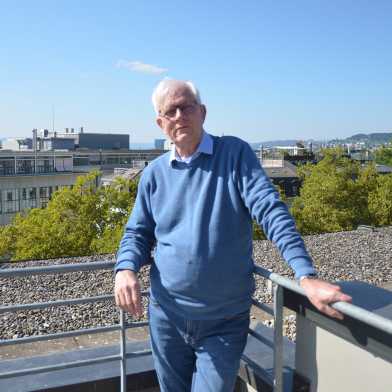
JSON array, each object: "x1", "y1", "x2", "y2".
[
  {"x1": 39, "y1": 187, "x2": 49, "y2": 208},
  {"x1": 29, "y1": 188, "x2": 36, "y2": 200},
  {"x1": 16, "y1": 159, "x2": 34, "y2": 174},
  {"x1": 3, "y1": 189, "x2": 19, "y2": 214},
  {"x1": 0, "y1": 159, "x2": 15, "y2": 175},
  {"x1": 37, "y1": 159, "x2": 54, "y2": 174},
  {"x1": 73, "y1": 157, "x2": 89, "y2": 166}
]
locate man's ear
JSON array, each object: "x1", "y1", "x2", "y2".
[
  {"x1": 200, "y1": 105, "x2": 207, "y2": 123},
  {"x1": 156, "y1": 117, "x2": 163, "y2": 130}
]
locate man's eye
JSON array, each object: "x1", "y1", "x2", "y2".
[{"x1": 165, "y1": 108, "x2": 177, "y2": 117}]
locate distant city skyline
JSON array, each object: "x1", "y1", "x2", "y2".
[{"x1": 1, "y1": 1, "x2": 391, "y2": 143}]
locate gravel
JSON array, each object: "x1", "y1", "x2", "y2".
[{"x1": 1, "y1": 227, "x2": 391, "y2": 341}]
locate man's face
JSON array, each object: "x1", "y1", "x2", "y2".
[{"x1": 156, "y1": 86, "x2": 206, "y2": 148}]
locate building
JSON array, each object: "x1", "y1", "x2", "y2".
[
  {"x1": 0, "y1": 151, "x2": 82, "y2": 225},
  {"x1": 33, "y1": 128, "x2": 130, "y2": 150},
  {"x1": 0, "y1": 148, "x2": 165, "y2": 226},
  {"x1": 154, "y1": 139, "x2": 166, "y2": 150},
  {"x1": 77, "y1": 133, "x2": 129, "y2": 150},
  {"x1": 1, "y1": 138, "x2": 33, "y2": 151},
  {"x1": 164, "y1": 139, "x2": 173, "y2": 151},
  {"x1": 1, "y1": 129, "x2": 130, "y2": 152},
  {"x1": 261, "y1": 158, "x2": 301, "y2": 197}
]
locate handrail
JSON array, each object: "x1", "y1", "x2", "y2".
[
  {"x1": 254, "y1": 265, "x2": 392, "y2": 335},
  {"x1": 0, "y1": 261, "x2": 115, "y2": 277}
]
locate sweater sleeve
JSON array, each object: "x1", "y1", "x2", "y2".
[
  {"x1": 235, "y1": 141, "x2": 316, "y2": 279},
  {"x1": 115, "y1": 173, "x2": 156, "y2": 274}
]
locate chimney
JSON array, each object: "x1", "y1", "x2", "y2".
[
  {"x1": 80, "y1": 126, "x2": 84, "y2": 133},
  {"x1": 65, "y1": 128, "x2": 69, "y2": 133},
  {"x1": 32, "y1": 129, "x2": 37, "y2": 151},
  {"x1": 71, "y1": 128, "x2": 74, "y2": 133}
]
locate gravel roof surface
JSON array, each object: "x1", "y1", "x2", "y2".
[{"x1": 1, "y1": 227, "x2": 391, "y2": 340}]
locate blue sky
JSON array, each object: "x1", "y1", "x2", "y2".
[{"x1": 1, "y1": 1, "x2": 391, "y2": 143}]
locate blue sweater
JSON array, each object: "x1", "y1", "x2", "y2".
[{"x1": 115, "y1": 135, "x2": 315, "y2": 319}]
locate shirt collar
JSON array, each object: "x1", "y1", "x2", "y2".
[{"x1": 169, "y1": 131, "x2": 213, "y2": 165}]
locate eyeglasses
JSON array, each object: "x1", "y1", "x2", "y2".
[{"x1": 160, "y1": 103, "x2": 198, "y2": 120}]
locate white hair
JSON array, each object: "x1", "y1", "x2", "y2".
[{"x1": 151, "y1": 78, "x2": 202, "y2": 115}]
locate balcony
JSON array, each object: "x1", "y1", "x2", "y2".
[{"x1": 0, "y1": 261, "x2": 391, "y2": 391}]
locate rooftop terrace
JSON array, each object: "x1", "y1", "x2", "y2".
[{"x1": 0, "y1": 227, "x2": 391, "y2": 391}]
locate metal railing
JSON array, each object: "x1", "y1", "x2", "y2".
[
  {"x1": 0, "y1": 261, "x2": 150, "y2": 391},
  {"x1": 253, "y1": 265, "x2": 392, "y2": 392},
  {"x1": 1, "y1": 261, "x2": 392, "y2": 392}
]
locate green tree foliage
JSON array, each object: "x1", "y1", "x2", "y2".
[
  {"x1": 368, "y1": 174, "x2": 392, "y2": 226},
  {"x1": 291, "y1": 148, "x2": 379, "y2": 234},
  {"x1": 375, "y1": 146, "x2": 392, "y2": 167},
  {"x1": 91, "y1": 177, "x2": 138, "y2": 254},
  {"x1": 0, "y1": 171, "x2": 138, "y2": 261}
]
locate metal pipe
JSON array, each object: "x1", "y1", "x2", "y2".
[
  {"x1": 124, "y1": 320, "x2": 149, "y2": 329},
  {"x1": 0, "y1": 325, "x2": 121, "y2": 347},
  {"x1": 120, "y1": 309, "x2": 127, "y2": 392},
  {"x1": 0, "y1": 354, "x2": 121, "y2": 379},
  {"x1": 125, "y1": 349, "x2": 152, "y2": 358},
  {"x1": 0, "y1": 261, "x2": 115, "y2": 277},
  {"x1": 0, "y1": 293, "x2": 149, "y2": 315},
  {"x1": 251, "y1": 298, "x2": 274, "y2": 316},
  {"x1": 273, "y1": 284, "x2": 284, "y2": 392},
  {"x1": 248, "y1": 328, "x2": 274, "y2": 349},
  {"x1": 0, "y1": 294, "x2": 114, "y2": 314},
  {"x1": 254, "y1": 265, "x2": 392, "y2": 335}
]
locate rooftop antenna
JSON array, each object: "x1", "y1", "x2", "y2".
[{"x1": 52, "y1": 104, "x2": 55, "y2": 133}]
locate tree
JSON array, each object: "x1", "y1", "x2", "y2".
[
  {"x1": 291, "y1": 148, "x2": 377, "y2": 234},
  {"x1": 375, "y1": 145, "x2": 392, "y2": 167},
  {"x1": 368, "y1": 174, "x2": 392, "y2": 226},
  {"x1": 0, "y1": 171, "x2": 139, "y2": 261},
  {"x1": 91, "y1": 177, "x2": 138, "y2": 254}
]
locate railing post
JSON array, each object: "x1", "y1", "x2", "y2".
[
  {"x1": 120, "y1": 309, "x2": 127, "y2": 392},
  {"x1": 273, "y1": 284, "x2": 284, "y2": 392}
]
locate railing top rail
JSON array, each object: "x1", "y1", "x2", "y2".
[
  {"x1": 254, "y1": 265, "x2": 392, "y2": 336},
  {"x1": 0, "y1": 261, "x2": 115, "y2": 278}
]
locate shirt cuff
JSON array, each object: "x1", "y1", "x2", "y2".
[
  {"x1": 289, "y1": 257, "x2": 317, "y2": 280},
  {"x1": 114, "y1": 260, "x2": 139, "y2": 274}
]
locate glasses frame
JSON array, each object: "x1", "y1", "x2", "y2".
[{"x1": 159, "y1": 102, "x2": 199, "y2": 120}]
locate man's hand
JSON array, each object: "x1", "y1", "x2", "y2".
[
  {"x1": 300, "y1": 278, "x2": 352, "y2": 320},
  {"x1": 114, "y1": 270, "x2": 142, "y2": 316}
]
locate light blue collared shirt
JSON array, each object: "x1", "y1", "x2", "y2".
[{"x1": 169, "y1": 131, "x2": 213, "y2": 165}]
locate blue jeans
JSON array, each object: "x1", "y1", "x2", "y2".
[{"x1": 148, "y1": 299, "x2": 250, "y2": 392}]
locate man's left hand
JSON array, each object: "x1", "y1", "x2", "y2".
[{"x1": 299, "y1": 278, "x2": 352, "y2": 320}]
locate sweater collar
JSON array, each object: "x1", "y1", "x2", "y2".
[{"x1": 169, "y1": 131, "x2": 213, "y2": 166}]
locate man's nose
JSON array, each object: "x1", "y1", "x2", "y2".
[{"x1": 174, "y1": 107, "x2": 184, "y2": 120}]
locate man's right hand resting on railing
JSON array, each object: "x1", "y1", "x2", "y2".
[{"x1": 299, "y1": 276, "x2": 352, "y2": 320}]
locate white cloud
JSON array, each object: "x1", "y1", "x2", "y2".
[{"x1": 116, "y1": 59, "x2": 168, "y2": 75}]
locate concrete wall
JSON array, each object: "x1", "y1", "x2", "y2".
[{"x1": 296, "y1": 313, "x2": 392, "y2": 392}]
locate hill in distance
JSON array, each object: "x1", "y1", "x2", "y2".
[
  {"x1": 343, "y1": 132, "x2": 392, "y2": 144},
  {"x1": 251, "y1": 131, "x2": 392, "y2": 148}
]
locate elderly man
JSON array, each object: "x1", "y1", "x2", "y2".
[{"x1": 114, "y1": 79, "x2": 351, "y2": 392}]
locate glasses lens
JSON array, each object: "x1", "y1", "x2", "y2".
[{"x1": 163, "y1": 103, "x2": 197, "y2": 119}]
